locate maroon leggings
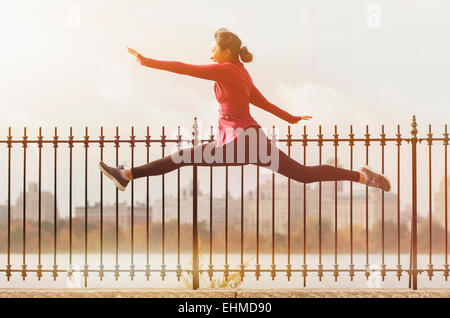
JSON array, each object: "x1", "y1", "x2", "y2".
[{"x1": 130, "y1": 125, "x2": 360, "y2": 184}]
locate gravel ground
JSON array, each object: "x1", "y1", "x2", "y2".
[{"x1": 1, "y1": 288, "x2": 450, "y2": 298}]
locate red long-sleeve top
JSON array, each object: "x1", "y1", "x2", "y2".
[{"x1": 140, "y1": 55, "x2": 292, "y2": 147}]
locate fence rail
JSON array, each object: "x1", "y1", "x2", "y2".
[{"x1": 0, "y1": 115, "x2": 448, "y2": 290}]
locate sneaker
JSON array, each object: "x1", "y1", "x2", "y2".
[
  {"x1": 358, "y1": 164, "x2": 391, "y2": 192},
  {"x1": 98, "y1": 161, "x2": 130, "y2": 191}
]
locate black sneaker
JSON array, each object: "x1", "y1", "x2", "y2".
[
  {"x1": 98, "y1": 161, "x2": 130, "y2": 191},
  {"x1": 358, "y1": 164, "x2": 391, "y2": 192}
]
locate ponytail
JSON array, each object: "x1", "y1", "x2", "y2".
[{"x1": 239, "y1": 46, "x2": 253, "y2": 63}]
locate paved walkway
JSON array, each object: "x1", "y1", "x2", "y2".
[{"x1": 1, "y1": 288, "x2": 450, "y2": 298}]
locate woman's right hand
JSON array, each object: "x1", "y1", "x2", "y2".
[
  {"x1": 127, "y1": 46, "x2": 145, "y2": 65},
  {"x1": 288, "y1": 115, "x2": 312, "y2": 124}
]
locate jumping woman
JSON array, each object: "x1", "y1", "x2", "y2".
[{"x1": 98, "y1": 27, "x2": 391, "y2": 193}]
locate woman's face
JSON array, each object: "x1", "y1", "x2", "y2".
[{"x1": 210, "y1": 40, "x2": 231, "y2": 63}]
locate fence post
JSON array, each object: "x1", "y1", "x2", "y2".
[
  {"x1": 192, "y1": 117, "x2": 200, "y2": 290},
  {"x1": 410, "y1": 115, "x2": 418, "y2": 290}
]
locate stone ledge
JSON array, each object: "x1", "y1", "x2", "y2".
[
  {"x1": 1, "y1": 288, "x2": 450, "y2": 298},
  {"x1": 236, "y1": 289, "x2": 450, "y2": 298}
]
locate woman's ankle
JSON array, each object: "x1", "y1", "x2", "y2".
[
  {"x1": 358, "y1": 172, "x2": 365, "y2": 184},
  {"x1": 124, "y1": 169, "x2": 133, "y2": 180}
]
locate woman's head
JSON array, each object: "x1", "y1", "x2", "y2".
[{"x1": 210, "y1": 27, "x2": 253, "y2": 64}]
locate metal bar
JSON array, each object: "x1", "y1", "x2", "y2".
[
  {"x1": 225, "y1": 164, "x2": 228, "y2": 279},
  {"x1": 209, "y1": 165, "x2": 213, "y2": 278},
  {"x1": 7, "y1": 127, "x2": 11, "y2": 281},
  {"x1": 396, "y1": 125, "x2": 402, "y2": 280},
  {"x1": 83, "y1": 126, "x2": 88, "y2": 286},
  {"x1": 240, "y1": 163, "x2": 244, "y2": 281},
  {"x1": 38, "y1": 127, "x2": 43, "y2": 279},
  {"x1": 427, "y1": 124, "x2": 433, "y2": 280},
  {"x1": 99, "y1": 127, "x2": 104, "y2": 280},
  {"x1": 364, "y1": 125, "x2": 370, "y2": 279},
  {"x1": 349, "y1": 125, "x2": 354, "y2": 281},
  {"x1": 54, "y1": 127, "x2": 58, "y2": 282},
  {"x1": 130, "y1": 127, "x2": 135, "y2": 279},
  {"x1": 0, "y1": 136, "x2": 416, "y2": 144},
  {"x1": 209, "y1": 128, "x2": 213, "y2": 282},
  {"x1": 114, "y1": 127, "x2": 119, "y2": 280},
  {"x1": 0, "y1": 266, "x2": 432, "y2": 276},
  {"x1": 318, "y1": 125, "x2": 323, "y2": 281},
  {"x1": 302, "y1": 125, "x2": 307, "y2": 287},
  {"x1": 334, "y1": 125, "x2": 338, "y2": 281},
  {"x1": 161, "y1": 126, "x2": 166, "y2": 281},
  {"x1": 287, "y1": 126, "x2": 292, "y2": 281},
  {"x1": 192, "y1": 118, "x2": 199, "y2": 290},
  {"x1": 411, "y1": 115, "x2": 418, "y2": 289},
  {"x1": 364, "y1": 125, "x2": 370, "y2": 278},
  {"x1": 146, "y1": 126, "x2": 151, "y2": 280},
  {"x1": 256, "y1": 163, "x2": 260, "y2": 280},
  {"x1": 445, "y1": 124, "x2": 449, "y2": 280},
  {"x1": 381, "y1": 125, "x2": 386, "y2": 280},
  {"x1": 177, "y1": 126, "x2": 182, "y2": 281},
  {"x1": 22, "y1": 127, "x2": 27, "y2": 281},
  {"x1": 69, "y1": 128, "x2": 73, "y2": 269},
  {"x1": 271, "y1": 126, "x2": 276, "y2": 281}
]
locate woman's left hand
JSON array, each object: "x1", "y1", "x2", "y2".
[
  {"x1": 127, "y1": 46, "x2": 145, "y2": 65},
  {"x1": 288, "y1": 115, "x2": 312, "y2": 124}
]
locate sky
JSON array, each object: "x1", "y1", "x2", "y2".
[{"x1": 0, "y1": 0, "x2": 449, "y2": 218}]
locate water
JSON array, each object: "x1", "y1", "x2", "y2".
[{"x1": 0, "y1": 253, "x2": 448, "y2": 289}]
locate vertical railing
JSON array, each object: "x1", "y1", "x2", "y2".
[
  {"x1": 302, "y1": 125, "x2": 308, "y2": 286},
  {"x1": 161, "y1": 126, "x2": 167, "y2": 281},
  {"x1": 130, "y1": 127, "x2": 136, "y2": 281},
  {"x1": 145, "y1": 126, "x2": 152, "y2": 281},
  {"x1": 286, "y1": 126, "x2": 292, "y2": 282},
  {"x1": 22, "y1": 127, "x2": 27, "y2": 281},
  {"x1": 99, "y1": 127, "x2": 104, "y2": 281},
  {"x1": 333, "y1": 125, "x2": 339, "y2": 281},
  {"x1": 114, "y1": 127, "x2": 120, "y2": 281},
  {"x1": 176, "y1": 126, "x2": 182, "y2": 282},
  {"x1": 444, "y1": 124, "x2": 449, "y2": 281},
  {"x1": 364, "y1": 125, "x2": 370, "y2": 279},
  {"x1": 37, "y1": 127, "x2": 43, "y2": 280},
  {"x1": 192, "y1": 117, "x2": 199, "y2": 289},
  {"x1": 410, "y1": 115, "x2": 418, "y2": 290},
  {"x1": 208, "y1": 126, "x2": 214, "y2": 282},
  {"x1": 349, "y1": 125, "x2": 355, "y2": 281},
  {"x1": 271, "y1": 126, "x2": 276, "y2": 281},
  {"x1": 68, "y1": 127, "x2": 74, "y2": 281},
  {"x1": 83, "y1": 127, "x2": 88, "y2": 287}
]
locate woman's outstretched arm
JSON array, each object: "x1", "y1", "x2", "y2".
[
  {"x1": 249, "y1": 83, "x2": 293, "y2": 123},
  {"x1": 138, "y1": 54, "x2": 235, "y2": 83}
]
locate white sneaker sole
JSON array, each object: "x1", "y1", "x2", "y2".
[
  {"x1": 98, "y1": 162, "x2": 126, "y2": 191},
  {"x1": 358, "y1": 164, "x2": 391, "y2": 192}
]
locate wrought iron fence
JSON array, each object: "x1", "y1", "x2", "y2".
[{"x1": 0, "y1": 115, "x2": 448, "y2": 290}]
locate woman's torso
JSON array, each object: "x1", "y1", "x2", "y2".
[{"x1": 214, "y1": 58, "x2": 261, "y2": 147}]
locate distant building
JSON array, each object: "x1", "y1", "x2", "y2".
[
  {"x1": 150, "y1": 179, "x2": 231, "y2": 228},
  {"x1": 0, "y1": 182, "x2": 57, "y2": 223},
  {"x1": 243, "y1": 157, "x2": 400, "y2": 234},
  {"x1": 336, "y1": 188, "x2": 398, "y2": 229},
  {"x1": 74, "y1": 200, "x2": 151, "y2": 229},
  {"x1": 147, "y1": 157, "x2": 403, "y2": 235},
  {"x1": 433, "y1": 176, "x2": 450, "y2": 227}
]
